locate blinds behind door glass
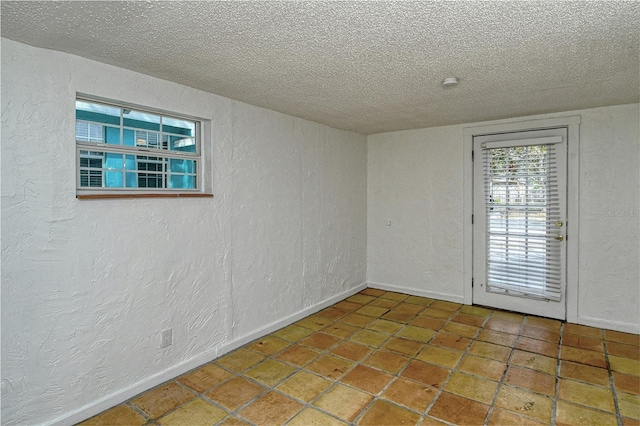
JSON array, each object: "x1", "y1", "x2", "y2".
[{"x1": 482, "y1": 139, "x2": 562, "y2": 301}]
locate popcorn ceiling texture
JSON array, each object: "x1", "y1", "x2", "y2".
[
  {"x1": 0, "y1": 39, "x2": 367, "y2": 425},
  {"x1": 1, "y1": 2, "x2": 639, "y2": 423},
  {"x1": 1, "y1": 1, "x2": 638, "y2": 134}
]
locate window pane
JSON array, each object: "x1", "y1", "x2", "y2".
[
  {"x1": 76, "y1": 122, "x2": 105, "y2": 143},
  {"x1": 76, "y1": 101, "x2": 120, "y2": 125},
  {"x1": 137, "y1": 156, "x2": 165, "y2": 188},
  {"x1": 79, "y1": 151, "x2": 103, "y2": 168},
  {"x1": 169, "y1": 159, "x2": 196, "y2": 189},
  {"x1": 104, "y1": 126, "x2": 121, "y2": 145},
  {"x1": 137, "y1": 156, "x2": 164, "y2": 170},
  {"x1": 135, "y1": 130, "x2": 162, "y2": 149},
  {"x1": 79, "y1": 150, "x2": 104, "y2": 156},
  {"x1": 169, "y1": 175, "x2": 195, "y2": 189},
  {"x1": 125, "y1": 155, "x2": 137, "y2": 188},
  {"x1": 76, "y1": 98, "x2": 201, "y2": 193},
  {"x1": 125, "y1": 172, "x2": 137, "y2": 188},
  {"x1": 79, "y1": 156, "x2": 102, "y2": 169},
  {"x1": 104, "y1": 153, "x2": 125, "y2": 187},
  {"x1": 163, "y1": 116, "x2": 195, "y2": 137},
  {"x1": 138, "y1": 173, "x2": 164, "y2": 188},
  {"x1": 105, "y1": 153, "x2": 125, "y2": 172},
  {"x1": 123, "y1": 109, "x2": 160, "y2": 132},
  {"x1": 79, "y1": 149, "x2": 103, "y2": 188},
  {"x1": 166, "y1": 135, "x2": 196, "y2": 152},
  {"x1": 169, "y1": 158, "x2": 195, "y2": 173},
  {"x1": 123, "y1": 129, "x2": 135, "y2": 147},
  {"x1": 80, "y1": 170, "x2": 103, "y2": 187}
]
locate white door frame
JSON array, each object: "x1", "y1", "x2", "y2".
[{"x1": 462, "y1": 116, "x2": 580, "y2": 322}]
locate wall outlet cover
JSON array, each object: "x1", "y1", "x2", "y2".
[{"x1": 161, "y1": 329, "x2": 172, "y2": 348}]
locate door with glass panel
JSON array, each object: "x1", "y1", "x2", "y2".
[{"x1": 473, "y1": 128, "x2": 567, "y2": 320}]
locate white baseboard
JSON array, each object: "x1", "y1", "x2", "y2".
[
  {"x1": 48, "y1": 282, "x2": 367, "y2": 426},
  {"x1": 366, "y1": 282, "x2": 640, "y2": 335},
  {"x1": 215, "y1": 282, "x2": 368, "y2": 357},
  {"x1": 50, "y1": 346, "x2": 222, "y2": 426},
  {"x1": 367, "y1": 281, "x2": 465, "y2": 304},
  {"x1": 576, "y1": 316, "x2": 640, "y2": 335}
]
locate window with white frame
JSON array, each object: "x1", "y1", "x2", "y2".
[{"x1": 75, "y1": 98, "x2": 202, "y2": 195}]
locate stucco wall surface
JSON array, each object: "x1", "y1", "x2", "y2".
[
  {"x1": 577, "y1": 105, "x2": 639, "y2": 328},
  {"x1": 367, "y1": 103, "x2": 640, "y2": 332},
  {"x1": 1, "y1": 39, "x2": 367, "y2": 425},
  {"x1": 367, "y1": 125, "x2": 465, "y2": 301}
]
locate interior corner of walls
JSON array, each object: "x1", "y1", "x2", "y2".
[{"x1": 367, "y1": 281, "x2": 464, "y2": 304}]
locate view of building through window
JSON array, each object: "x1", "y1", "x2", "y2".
[{"x1": 75, "y1": 99, "x2": 199, "y2": 192}]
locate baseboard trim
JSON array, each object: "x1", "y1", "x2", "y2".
[
  {"x1": 47, "y1": 282, "x2": 367, "y2": 426},
  {"x1": 367, "y1": 281, "x2": 465, "y2": 304},
  {"x1": 49, "y1": 346, "x2": 222, "y2": 426},
  {"x1": 215, "y1": 282, "x2": 368, "y2": 357},
  {"x1": 576, "y1": 315, "x2": 640, "y2": 335}
]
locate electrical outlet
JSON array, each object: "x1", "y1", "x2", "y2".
[{"x1": 161, "y1": 329, "x2": 172, "y2": 348}]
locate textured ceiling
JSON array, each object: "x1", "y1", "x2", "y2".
[{"x1": 1, "y1": 1, "x2": 639, "y2": 134}]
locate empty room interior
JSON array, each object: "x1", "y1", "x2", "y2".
[{"x1": 1, "y1": 2, "x2": 639, "y2": 425}]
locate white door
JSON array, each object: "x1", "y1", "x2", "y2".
[{"x1": 473, "y1": 128, "x2": 567, "y2": 320}]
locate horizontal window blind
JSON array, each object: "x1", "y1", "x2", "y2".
[{"x1": 482, "y1": 141, "x2": 562, "y2": 301}]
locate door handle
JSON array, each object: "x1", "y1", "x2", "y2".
[{"x1": 554, "y1": 235, "x2": 564, "y2": 241}]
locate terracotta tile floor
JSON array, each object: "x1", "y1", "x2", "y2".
[{"x1": 80, "y1": 289, "x2": 640, "y2": 426}]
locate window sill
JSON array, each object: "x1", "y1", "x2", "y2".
[{"x1": 77, "y1": 193, "x2": 214, "y2": 200}]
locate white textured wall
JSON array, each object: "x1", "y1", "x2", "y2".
[
  {"x1": 230, "y1": 107, "x2": 367, "y2": 338},
  {"x1": 367, "y1": 126, "x2": 465, "y2": 302},
  {"x1": 577, "y1": 105, "x2": 639, "y2": 329},
  {"x1": 368, "y1": 104, "x2": 640, "y2": 332},
  {"x1": 1, "y1": 39, "x2": 367, "y2": 425}
]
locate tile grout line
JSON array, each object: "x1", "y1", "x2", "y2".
[
  {"x1": 328, "y1": 293, "x2": 439, "y2": 425},
  {"x1": 346, "y1": 295, "x2": 431, "y2": 425},
  {"x1": 555, "y1": 327, "x2": 629, "y2": 422},
  {"x1": 184, "y1": 369, "x2": 267, "y2": 425},
  {"x1": 602, "y1": 329, "x2": 625, "y2": 426},
  {"x1": 550, "y1": 320, "x2": 565, "y2": 426},
  {"x1": 218, "y1": 346, "x2": 342, "y2": 425},
  {"x1": 270, "y1": 310, "x2": 368, "y2": 425},
  {"x1": 273, "y1": 296, "x2": 398, "y2": 425},
  {"x1": 479, "y1": 310, "x2": 524, "y2": 425},
  {"x1": 199, "y1": 335, "x2": 326, "y2": 425},
  {"x1": 323, "y1": 296, "x2": 471, "y2": 425},
  {"x1": 481, "y1": 312, "x2": 556, "y2": 425},
  {"x1": 425, "y1": 305, "x2": 497, "y2": 424},
  {"x1": 353, "y1": 300, "x2": 435, "y2": 424},
  {"x1": 277, "y1": 293, "x2": 421, "y2": 425},
  {"x1": 125, "y1": 400, "x2": 151, "y2": 423},
  {"x1": 131, "y1": 377, "x2": 230, "y2": 424},
  {"x1": 407, "y1": 303, "x2": 494, "y2": 425},
  {"x1": 416, "y1": 305, "x2": 491, "y2": 424}
]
